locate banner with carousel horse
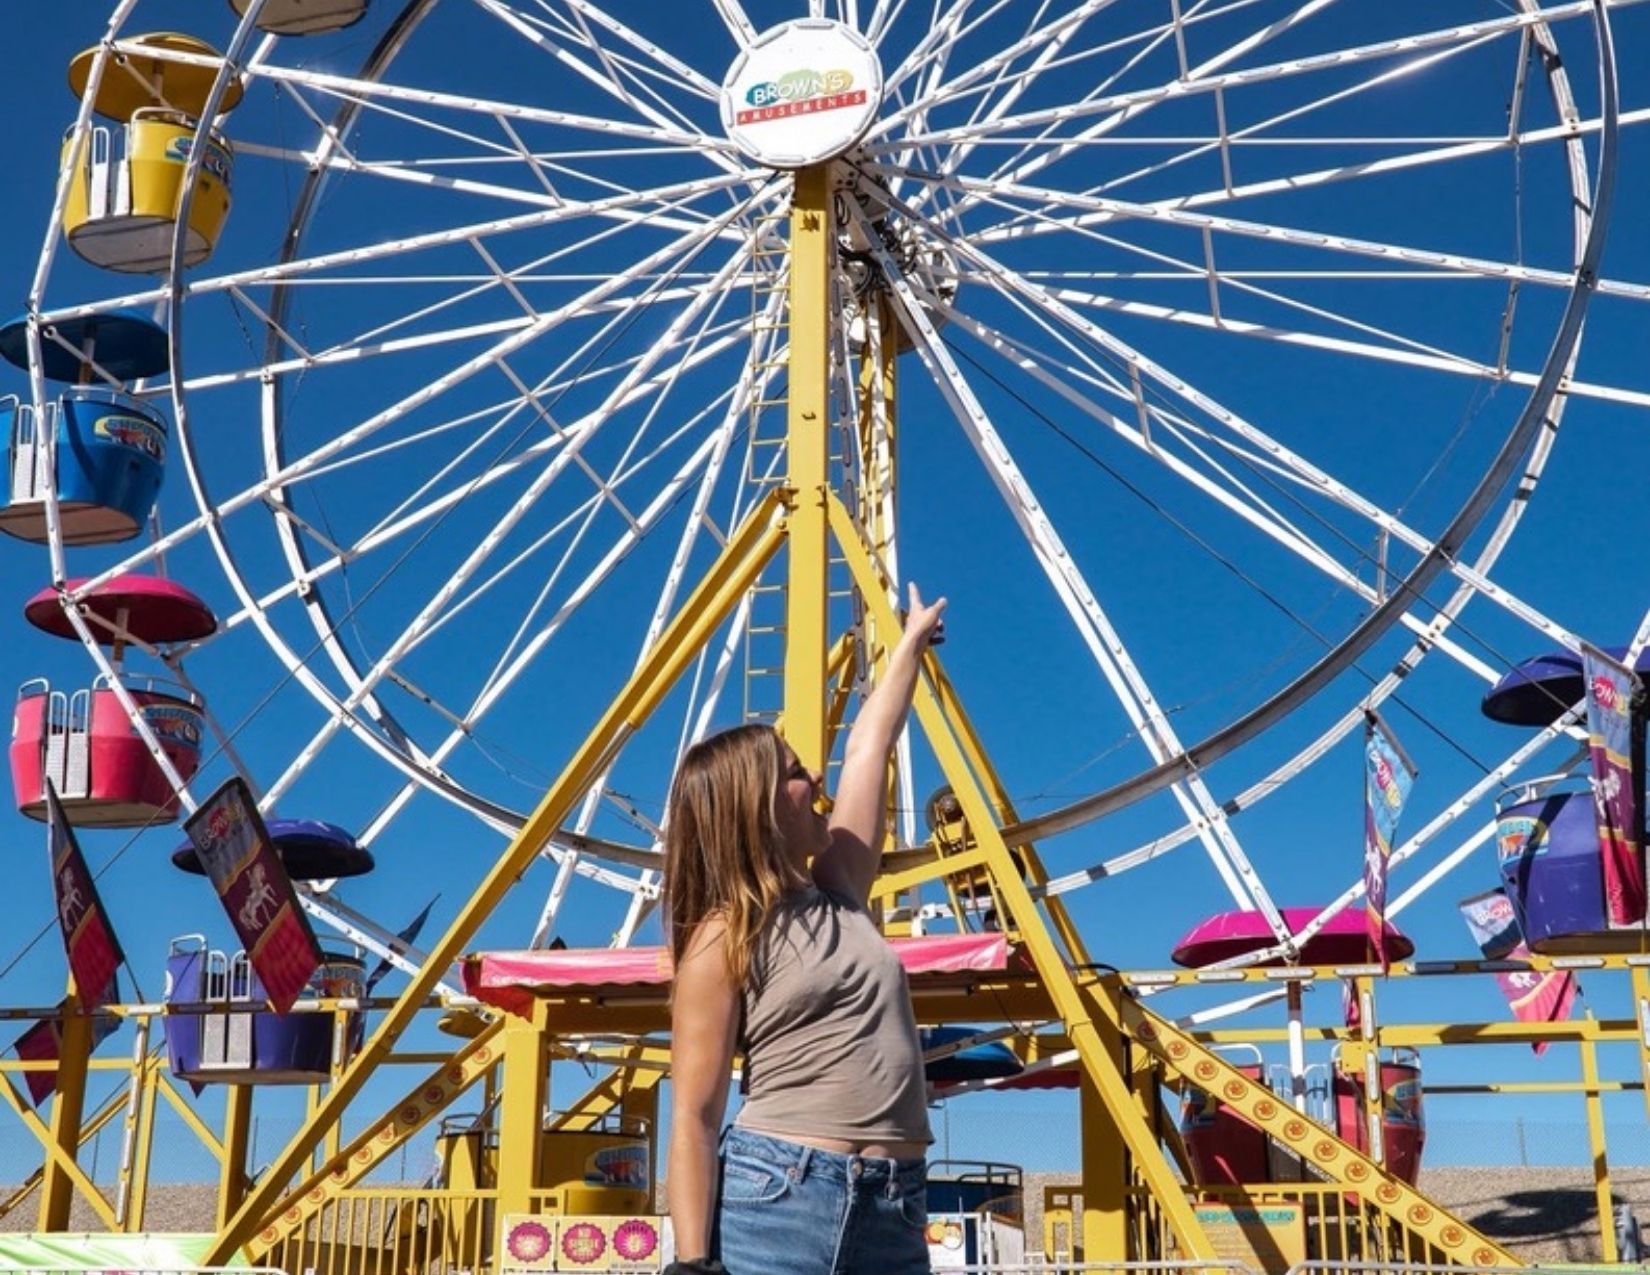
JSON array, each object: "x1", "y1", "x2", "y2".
[{"x1": 184, "y1": 777, "x2": 321, "y2": 1013}]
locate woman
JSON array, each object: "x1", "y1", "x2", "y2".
[{"x1": 662, "y1": 584, "x2": 947, "y2": 1275}]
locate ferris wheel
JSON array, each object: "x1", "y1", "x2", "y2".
[{"x1": 5, "y1": 0, "x2": 1644, "y2": 989}]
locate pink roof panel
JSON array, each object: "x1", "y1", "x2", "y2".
[
  {"x1": 1172, "y1": 906, "x2": 1414, "y2": 969},
  {"x1": 464, "y1": 932, "x2": 1011, "y2": 1016},
  {"x1": 25, "y1": 574, "x2": 217, "y2": 645}
]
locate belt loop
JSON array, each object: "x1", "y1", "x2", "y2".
[{"x1": 794, "y1": 1144, "x2": 812, "y2": 1183}]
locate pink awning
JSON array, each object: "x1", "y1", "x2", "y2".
[{"x1": 464, "y1": 932, "x2": 1011, "y2": 1017}]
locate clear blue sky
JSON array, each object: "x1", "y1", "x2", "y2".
[{"x1": 1, "y1": 1, "x2": 1648, "y2": 1163}]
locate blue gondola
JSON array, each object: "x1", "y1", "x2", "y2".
[
  {"x1": 0, "y1": 310, "x2": 171, "y2": 545},
  {"x1": 0, "y1": 311, "x2": 170, "y2": 383},
  {"x1": 1, "y1": 388, "x2": 168, "y2": 544}
]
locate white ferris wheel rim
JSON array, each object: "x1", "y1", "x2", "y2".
[{"x1": 23, "y1": 0, "x2": 1638, "y2": 966}]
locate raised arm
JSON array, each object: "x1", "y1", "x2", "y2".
[
  {"x1": 666, "y1": 916, "x2": 740, "y2": 1265},
  {"x1": 812, "y1": 583, "x2": 946, "y2": 906}
]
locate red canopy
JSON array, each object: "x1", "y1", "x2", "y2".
[{"x1": 464, "y1": 932, "x2": 1011, "y2": 1017}]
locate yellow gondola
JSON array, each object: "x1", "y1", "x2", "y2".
[
  {"x1": 61, "y1": 34, "x2": 242, "y2": 273},
  {"x1": 61, "y1": 109, "x2": 234, "y2": 273},
  {"x1": 67, "y1": 33, "x2": 244, "y2": 122}
]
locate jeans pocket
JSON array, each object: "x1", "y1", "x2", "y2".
[
  {"x1": 720, "y1": 1155, "x2": 794, "y2": 1206},
  {"x1": 896, "y1": 1186, "x2": 928, "y2": 1232}
]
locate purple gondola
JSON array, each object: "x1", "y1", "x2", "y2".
[
  {"x1": 164, "y1": 936, "x2": 365, "y2": 1084},
  {"x1": 163, "y1": 817, "x2": 375, "y2": 1083},
  {"x1": 1496, "y1": 778, "x2": 1650, "y2": 953}
]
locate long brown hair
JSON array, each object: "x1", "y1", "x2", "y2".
[{"x1": 663, "y1": 723, "x2": 809, "y2": 989}]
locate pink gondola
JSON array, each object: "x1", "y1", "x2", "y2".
[{"x1": 11, "y1": 675, "x2": 204, "y2": 827}]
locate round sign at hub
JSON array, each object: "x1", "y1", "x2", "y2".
[{"x1": 721, "y1": 20, "x2": 882, "y2": 168}]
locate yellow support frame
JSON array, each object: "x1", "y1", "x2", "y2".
[
  {"x1": 783, "y1": 163, "x2": 833, "y2": 772},
  {"x1": 206, "y1": 491, "x2": 791, "y2": 1265},
  {"x1": 192, "y1": 160, "x2": 1554, "y2": 1271}
]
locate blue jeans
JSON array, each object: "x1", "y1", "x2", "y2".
[{"x1": 713, "y1": 1127, "x2": 931, "y2": 1275}]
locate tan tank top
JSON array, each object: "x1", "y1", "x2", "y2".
[{"x1": 733, "y1": 885, "x2": 933, "y2": 1145}]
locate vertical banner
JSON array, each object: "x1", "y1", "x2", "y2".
[
  {"x1": 363, "y1": 895, "x2": 438, "y2": 996},
  {"x1": 184, "y1": 778, "x2": 322, "y2": 1013},
  {"x1": 1581, "y1": 649, "x2": 1645, "y2": 927},
  {"x1": 1459, "y1": 888, "x2": 1579, "y2": 1055},
  {"x1": 10, "y1": 1000, "x2": 120, "y2": 1106},
  {"x1": 45, "y1": 783, "x2": 123, "y2": 1009},
  {"x1": 1363, "y1": 715, "x2": 1417, "y2": 969}
]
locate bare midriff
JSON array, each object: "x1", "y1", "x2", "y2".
[{"x1": 781, "y1": 1133, "x2": 928, "y2": 1160}]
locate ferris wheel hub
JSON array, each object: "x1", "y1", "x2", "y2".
[{"x1": 719, "y1": 19, "x2": 882, "y2": 170}]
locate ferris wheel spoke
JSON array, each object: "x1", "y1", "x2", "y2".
[
  {"x1": 1040, "y1": 705, "x2": 1583, "y2": 903},
  {"x1": 533, "y1": 344, "x2": 772, "y2": 944},
  {"x1": 867, "y1": 1, "x2": 1602, "y2": 152},
  {"x1": 885, "y1": 166, "x2": 1647, "y2": 407},
  {"x1": 927, "y1": 211, "x2": 1596, "y2": 659},
  {"x1": 966, "y1": 260, "x2": 1587, "y2": 863},
  {"x1": 358, "y1": 265, "x2": 779, "y2": 860},
  {"x1": 405, "y1": 259, "x2": 754, "y2": 667},
  {"x1": 933, "y1": 293, "x2": 1503, "y2": 688},
  {"x1": 557, "y1": 0, "x2": 722, "y2": 100},
  {"x1": 469, "y1": 0, "x2": 746, "y2": 178},
  {"x1": 852, "y1": 195, "x2": 1291, "y2": 933},
  {"x1": 930, "y1": 19, "x2": 1495, "y2": 240},
  {"x1": 350, "y1": 315, "x2": 750, "y2": 554},
  {"x1": 254, "y1": 212, "x2": 755, "y2": 810},
  {"x1": 955, "y1": 0, "x2": 1340, "y2": 217},
  {"x1": 711, "y1": 0, "x2": 758, "y2": 48},
  {"x1": 864, "y1": 0, "x2": 915, "y2": 47},
  {"x1": 879, "y1": 0, "x2": 990, "y2": 103},
  {"x1": 202, "y1": 322, "x2": 755, "y2": 656},
  {"x1": 111, "y1": 36, "x2": 727, "y2": 155},
  {"x1": 248, "y1": 186, "x2": 761, "y2": 532},
  {"x1": 37, "y1": 169, "x2": 760, "y2": 337},
  {"x1": 945, "y1": 179, "x2": 1549, "y2": 388},
  {"x1": 886, "y1": 0, "x2": 1132, "y2": 141},
  {"x1": 294, "y1": 887, "x2": 459, "y2": 997},
  {"x1": 881, "y1": 163, "x2": 1594, "y2": 299},
  {"x1": 901, "y1": 0, "x2": 1207, "y2": 220}
]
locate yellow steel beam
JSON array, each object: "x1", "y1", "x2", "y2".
[
  {"x1": 0, "y1": 1053, "x2": 133, "y2": 1221},
  {"x1": 0, "y1": 1068, "x2": 115, "y2": 1229},
  {"x1": 1581, "y1": 1034, "x2": 1618, "y2": 1263},
  {"x1": 1117, "y1": 995, "x2": 1520, "y2": 1267},
  {"x1": 783, "y1": 163, "x2": 833, "y2": 772},
  {"x1": 156, "y1": 1071, "x2": 226, "y2": 1162},
  {"x1": 923, "y1": 656, "x2": 1091, "y2": 966},
  {"x1": 548, "y1": 1045, "x2": 670, "y2": 1134},
  {"x1": 216, "y1": 1084, "x2": 253, "y2": 1231},
  {"x1": 498, "y1": 1002, "x2": 549, "y2": 1220},
  {"x1": 827, "y1": 491, "x2": 1214, "y2": 1262},
  {"x1": 1633, "y1": 964, "x2": 1650, "y2": 1122},
  {"x1": 209, "y1": 491, "x2": 789, "y2": 1264},
  {"x1": 245, "y1": 1016, "x2": 506, "y2": 1259},
  {"x1": 124, "y1": 1054, "x2": 160, "y2": 1230},
  {"x1": 37, "y1": 997, "x2": 93, "y2": 1231}
]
